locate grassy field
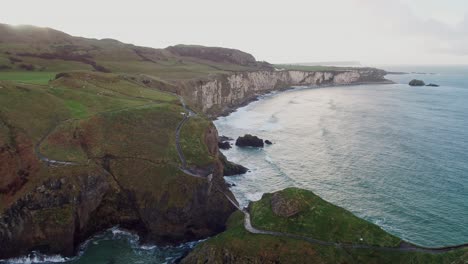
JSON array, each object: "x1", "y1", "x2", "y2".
[
  {"x1": 274, "y1": 64, "x2": 358, "y2": 72},
  {"x1": 0, "y1": 70, "x2": 214, "y2": 184},
  {"x1": 0, "y1": 71, "x2": 56, "y2": 84}
]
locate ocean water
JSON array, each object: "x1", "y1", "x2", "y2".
[
  {"x1": 2, "y1": 65, "x2": 467, "y2": 263},
  {"x1": 215, "y1": 65, "x2": 468, "y2": 247},
  {"x1": 0, "y1": 228, "x2": 198, "y2": 264}
]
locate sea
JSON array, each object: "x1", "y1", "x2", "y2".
[{"x1": 2, "y1": 65, "x2": 467, "y2": 263}]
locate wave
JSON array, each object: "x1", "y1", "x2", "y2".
[
  {"x1": 0, "y1": 227, "x2": 202, "y2": 264},
  {"x1": 0, "y1": 253, "x2": 71, "y2": 264}
]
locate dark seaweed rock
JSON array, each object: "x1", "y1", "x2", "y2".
[
  {"x1": 219, "y1": 135, "x2": 233, "y2": 142},
  {"x1": 218, "y1": 141, "x2": 231, "y2": 150},
  {"x1": 426, "y1": 83, "x2": 439, "y2": 87},
  {"x1": 409, "y1": 79, "x2": 425, "y2": 86},
  {"x1": 219, "y1": 151, "x2": 248, "y2": 176},
  {"x1": 265, "y1": 140, "x2": 273, "y2": 145},
  {"x1": 236, "y1": 134, "x2": 264, "y2": 148}
]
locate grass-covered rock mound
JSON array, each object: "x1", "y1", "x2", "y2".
[
  {"x1": 250, "y1": 188, "x2": 401, "y2": 247},
  {"x1": 182, "y1": 188, "x2": 468, "y2": 264}
]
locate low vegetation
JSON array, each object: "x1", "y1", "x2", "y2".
[
  {"x1": 183, "y1": 189, "x2": 468, "y2": 263},
  {"x1": 274, "y1": 64, "x2": 359, "y2": 72},
  {"x1": 0, "y1": 71, "x2": 56, "y2": 85},
  {"x1": 250, "y1": 188, "x2": 402, "y2": 247}
]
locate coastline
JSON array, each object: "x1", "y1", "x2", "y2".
[
  {"x1": 214, "y1": 78, "x2": 395, "y2": 118},
  {"x1": 213, "y1": 76, "x2": 468, "y2": 248}
]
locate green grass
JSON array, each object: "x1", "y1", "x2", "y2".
[
  {"x1": 0, "y1": 71, "x2": 56, "y2": 85},
  {"x1": 39, "y1": 120, "x2": 88, "y2": 163},
  {"x1": 64, "y1": 100, "x2": 88, "y2": 118},
  {"x1": 184, "y1": 202, "x2": 468, "y2": 264},
  {"x1": 180, "y1": 116, "x2": 215, "y2": 167},
  {"x1": 0, "y1": 81, "x2": 70, "y2": 141},
  {"x1": 250, "y1": 188, "x2": 402, "y2": 247}
]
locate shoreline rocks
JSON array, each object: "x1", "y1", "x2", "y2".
[
  {"x1": 219, "y1": 152, "x2": 248, "y2": 176},
  {"x1": 218, "y1": 141, "x2": 231, "y2": 150},
  {"x1": 218, "y1": 135, "x2": 233, "y2": 150}
]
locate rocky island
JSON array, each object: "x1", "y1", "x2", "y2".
[{"x1": 0, "y1": 23, "x2": 466, "y2": 263}]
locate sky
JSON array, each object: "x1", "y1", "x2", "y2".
[{"x1": 1, "y1": 0, "x2": 468, "y2": 65}]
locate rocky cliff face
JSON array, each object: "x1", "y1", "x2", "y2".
[
  {"x1": 178, "y1": 68, "x2": 388, "y2": 117},
  {"x1": 0, "y1": 124, "x2": 236, "y2": 259}
]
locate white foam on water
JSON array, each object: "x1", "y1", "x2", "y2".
[{"x1": 1, "y1": 253, "x2": 71, "y2": 264}]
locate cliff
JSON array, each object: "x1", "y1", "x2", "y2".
[
  {"x1": 177, "y1": 68, "x2": 390, "y2": 117},
  {"x1": 0, "y1": 73, "x2": 236, "y2": 259}
]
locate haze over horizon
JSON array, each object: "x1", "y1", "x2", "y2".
[{"x1": 1, "y1": 0, "x2": 468, "y2": 65}]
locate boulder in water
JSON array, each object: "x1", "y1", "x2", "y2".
[
  {"x1": 218, "y1": 141, "x2": 231, "y2": 150},
  {"x1": 235, "y1": 134, "x2": 264, "y2": 148},
  {"x1": 409, "y1": 79, "x2": 425, "y2": 86}
]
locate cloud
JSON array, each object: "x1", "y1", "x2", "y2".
[
  {"x1": 353, "y1": 0, "x2": 468, "y2": 57},
  {"x1": 1, "y1": 0, "x2": 467, "y2": 64}
]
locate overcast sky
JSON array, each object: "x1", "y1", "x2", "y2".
[{"x1": 1, "y1": 0, "x2": 468, "y2": 65}]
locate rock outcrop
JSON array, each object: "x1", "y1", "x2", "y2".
[
  {"x1": 409, "y1": 79, "x2": 425, "y2": 86},
  {"x1": 219, "y1": 152, "x2": 248, "y2": 176},
  {"x1": 178, "y1": 68, "x2": 390, "y2": 117},
  {"x1": 270, "y1": 192, "x2": 302, "y2": 218},
  {"x1": 236, "y1": 134, "x2": 264, "y2": 148}
]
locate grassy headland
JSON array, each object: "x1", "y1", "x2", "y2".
[{"x1": 182, "y1": 188, "x2": 468, "y2": 263}]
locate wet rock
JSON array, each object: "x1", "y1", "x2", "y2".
[
  {"x1": 426, "y1": 83, "x2": 439, "y2": 87},
  {"x1": 235, "y1": 134, "x2": 264, "y2": 148},
  {"x1": 219, "y1": 135, "x2": 233, "y2": 142},
  {"x1": 264, "y1": 140, "x2": 273, "y2": 145},
  {"x1": 219, "y1": 152, "x2": 248, "y2": 176},
  {"x1": 218, "y1": 141, "x2": 231, "y2": 150},
  {"x1": 225, "y1": 182, "x2": 237, "y2": 188}
]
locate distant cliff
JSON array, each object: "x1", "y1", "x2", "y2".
[{"x1": 177, "y1": 68, "x2": 390, "y2": 117}]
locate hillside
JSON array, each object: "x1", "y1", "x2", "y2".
[
  {"x1": 0, "y1": 70, "x2": 237, "y2": 258},
  {"x1": 0, "y1": 23, "x2": 392, "y2": 259},
  {"x1": 0, "y1": 23, "x2": 271, "y2": 81},
  {"x1": 182, "y1": 188, "x2": 468, "y2": 264}
]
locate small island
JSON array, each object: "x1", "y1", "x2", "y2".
[
  {"x1": 409, "y1": 79, "x2": 426, "y2": 86},
  {"x1": 409, "y1": 80, "x2": 440, "y2": 87},
  {"x1": 236, "y1": 134, "x2": 265, "y2": 148}
]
